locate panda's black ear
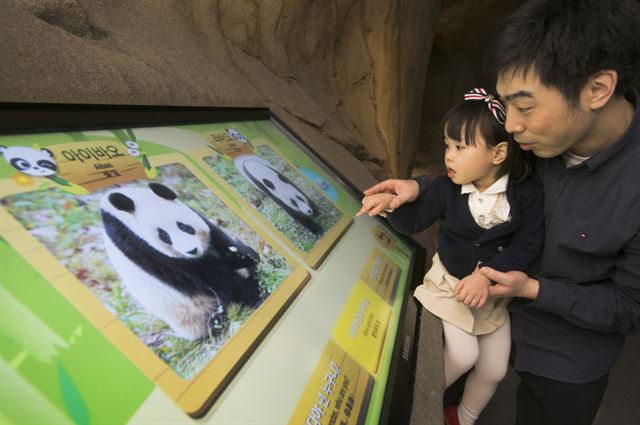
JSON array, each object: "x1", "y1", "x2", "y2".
[
  {"x1": 277, "y1": 173, "x2": 292, "y2": 185},
  {"x1": 41, "y1": 148, "x2": 55, "y2": 159},
  {"x1": 149, "y1": 182, "x2": 177, "y2": 200},
  {"x1": 109, "y1": 192, "x2": 135, "y2": 213}
]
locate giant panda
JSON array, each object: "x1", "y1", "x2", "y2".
[
  {"x1": 234, "y1": 155, "x2": 322, "y2": 235},
  {"x1": 100, "y1": 182, "x2": 261, "y2": 340}
]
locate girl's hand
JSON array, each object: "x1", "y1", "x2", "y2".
[
  {"x1": 358, "y1": 179, "x2": 420, "y2": 212},
  {"x1": 454, "y1": 271, "x2": 491, "y2": 308},
  {"x1": 357, "y1": 193, "x2": 397, "y2": 217}
]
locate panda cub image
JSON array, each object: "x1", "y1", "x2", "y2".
[
  {"x1": 100, "y1": 182, "x2": 261, "y2": 340},
  {"x1": 234, "y1": 154, "x2": 322, "y2": 235}
]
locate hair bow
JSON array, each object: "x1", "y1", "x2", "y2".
[{"x1": 464, "y1": 88, "x2": 507, "y2": 125}]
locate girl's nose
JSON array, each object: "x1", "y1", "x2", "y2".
[{"x1": 444, "y1": 151, "x2": 453, "y2": 163}]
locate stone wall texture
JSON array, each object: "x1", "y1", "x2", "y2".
[
  {"x1": 1, "y1": 0, "x2": 442, "y2": 187},
  {"x1": 3, "y1": 0, "x2": 639, "y2": 182}
]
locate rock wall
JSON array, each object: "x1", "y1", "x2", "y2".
[
  {"x1": 3, "y1": 0, "x2": 639, "y2": 183},
  {"x1": 414, "y1": 0, "x2": 524, "y2": 177},
  {"x1": 1, "y1": 0, "x2": 442, "y2": 186}
]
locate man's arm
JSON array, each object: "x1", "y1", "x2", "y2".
[{"x1": 482, "y1": 229, "x2": 640, "y2": 335}]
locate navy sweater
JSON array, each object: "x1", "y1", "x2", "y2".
[{"x1": 388, "y1": 175, "x2": 544, "y2": 279}]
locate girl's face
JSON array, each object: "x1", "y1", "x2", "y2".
[{"x1": 443, "y1": 126, "x2": 502, "y2": 191}]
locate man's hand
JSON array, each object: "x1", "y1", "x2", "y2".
[
  {"x1": 356, "y1": 179, "x2": 420, "y2": 216},
  {"x1": 479, "y1": 267, "x2": 540, "y2": 300},
  {"x1": 454, "y1": 271, "x2": 491, "y2": 308}
]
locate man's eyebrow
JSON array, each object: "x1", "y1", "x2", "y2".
[{"x1": 503, "y1": 90, "x2": 534, "y2": 102}]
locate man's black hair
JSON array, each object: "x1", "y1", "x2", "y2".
[{"x1": 485, "y1": 0, "x2": 640, "y2": 104}]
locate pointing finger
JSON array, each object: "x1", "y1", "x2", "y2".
[
  {"x1": 355, "y1": 204, "x2": 368, "y2": 217},
  {"x1": 368, "y1": 204, "x2": 387, "y2": 216}
]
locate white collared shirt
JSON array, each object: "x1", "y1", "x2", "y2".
[
  {"x1": 562, "y1": 150, "x2": 591, "y2": 167},
  {"x1": 461, "y1": 174, "x2": 511, "y2": 229}
]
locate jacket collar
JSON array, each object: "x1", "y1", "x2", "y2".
[
  {"x1": 461, "y1": 173, "x2": 510, "y2": 196},
  {"x1": 582, "y1": 87, "x2": 639, "y2": 172}
]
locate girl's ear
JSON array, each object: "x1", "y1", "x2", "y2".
[{"x1": 492, "y1": 141, "x2": 509, "y2": 165}]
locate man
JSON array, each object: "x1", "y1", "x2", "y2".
[{"x1": 358, "y1": 1, "x2": 640, "y2": 424}]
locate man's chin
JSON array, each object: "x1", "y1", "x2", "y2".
[{"x1": 531, "y1": 145, "x2": 563, "y2": 158}]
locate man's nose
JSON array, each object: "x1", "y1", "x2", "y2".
[{"x1": 505, "y1": 111, "x2": 525, "y2": 134}]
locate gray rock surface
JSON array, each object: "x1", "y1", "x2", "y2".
[{"x1": 1, "y1": 0, "x2": 441, "y2": 183}]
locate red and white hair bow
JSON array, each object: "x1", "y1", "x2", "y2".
[{"x1": 464, "y1": 88, "x2": 507, "y2": 125}]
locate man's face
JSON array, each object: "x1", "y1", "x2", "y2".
[{"x1": 496, "y1": 69, "x2": 591, "y2": 158}]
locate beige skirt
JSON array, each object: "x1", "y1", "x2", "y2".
[{"x1": 414, "y1": 253, "x2": 509, "y2": 335}]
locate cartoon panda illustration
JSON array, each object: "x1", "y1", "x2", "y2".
[
  {"x1": 100, "y1": 182, "x2": 261, "y2": 340},
  {"x1": 226, "y1": 128, "x2": 248, "y2": 143},
  {"x1": 0, "y1": 145, "x2": 57, "y2": 177},
  {"x1": 0, "y1": 144, "x2": 89, "y2": 194},
  {"x1": 234, "y1": 155, "x2": 322, "y2": 235},
  {"x1": 110, "y1": 128, "x2": 157, "y2": 179}
]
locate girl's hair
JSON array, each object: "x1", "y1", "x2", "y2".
[{"x1": 441, "y1": 100, "x2": 533, "y2": 181}]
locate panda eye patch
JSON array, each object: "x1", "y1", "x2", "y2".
[
  {"x1": 37, "y1": 160, "x2": 56, "y2": 171},
  {"x1": 177, "y1": 222, "x2": 195, "y2": 235},
  {"x1": 296, "y1": 194, "x2": 305, "y2": 201},
  {"x1": 290, "y1": 199, "x2": 298, "y2": 208},
  {"x1": 157, "y1": 228, "x2": 172, "y2": 245},
  {"x1": 279, "y1": 174, "x2": 292, "y2": 184},
  {"x1": 10, "y1": 158, "x2": 30, "y2": 171},
  {"x1": 262, "y1": 179, "x2": 275, "y2": 191}
]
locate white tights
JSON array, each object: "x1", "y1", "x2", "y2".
[{"x1": 442, "y1": 318, "x2": 511, "y2": 425}]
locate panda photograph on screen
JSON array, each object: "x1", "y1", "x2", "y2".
[
  {"x1": 234, "y1": 154, "x2": 322, "y2": 235},
  {"x1": 226, "y1": 128, "x2": 323, "y2": 235},
  {"x1": 203, "y1": 128, "x2": 344, "y2": 254},
  {"x1": 1, "y1": 139, "x2": 296, "y2": 378},
  {"x1": 100, "y1": 182, "x2": 262, "y2": 341}
]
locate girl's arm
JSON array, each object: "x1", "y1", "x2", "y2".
[
  {"x1": 386, "y1": 175, "x2": 447, "y2": 235},
  {"x1": 359, "y1": 193, "x2": 396, "y2": 217}
]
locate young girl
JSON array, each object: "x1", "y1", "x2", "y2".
[{"x1": 359, "y1": 88, "x2": 544, "y2": 425}]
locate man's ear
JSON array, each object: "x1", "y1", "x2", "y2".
[
  {"x1": 583, "y1": 69, "x2": 618, "y2": 110},
  {"x1": 492, "y1": 141, "x2": 509, "y2": 166}
]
